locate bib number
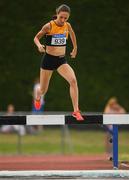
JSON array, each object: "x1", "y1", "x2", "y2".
[{"x1": 51, "y1": 34, "x2": 66, "y2": 46}]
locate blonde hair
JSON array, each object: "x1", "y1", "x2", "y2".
[{"x1": 107, "y1": 97, "x2": 118, "y2": 106}]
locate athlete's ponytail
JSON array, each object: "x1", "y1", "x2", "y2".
[{"x1": 52, "y1": 15, "x2": 57, "y2": 20}]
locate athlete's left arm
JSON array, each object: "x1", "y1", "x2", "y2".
[{"x1": 67, "y1": 23, "x2": 77, "y2": 58}]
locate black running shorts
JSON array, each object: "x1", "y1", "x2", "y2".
[{"x1": 40, "y1": 53, "x2": 67, "y2": 70}]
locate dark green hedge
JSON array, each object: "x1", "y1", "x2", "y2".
[{"x1": 0, "y1": 0, "x2": 129, "y2": 111}]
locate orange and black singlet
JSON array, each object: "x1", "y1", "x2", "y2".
[{"x1": 45, "y1": 20, "x2": 69, "y2": 46}]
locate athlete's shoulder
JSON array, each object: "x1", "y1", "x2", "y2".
[
  {"x1": 41, "y1": 22, "x2": 51, "y2": 33},
  {"x1": 66, "y1": 22, "x2": 71, "y2": 27},
  {"x1": 66, "y1": 22, "x2": 72, "y2": 29},
  {"x1": 66, "y1": 22, "x2": 71, "y2": 25},
  {"x1": 42, "y1": 22, "x2": 51, "y2": 30},
  {"x1": 66, "y1": 22, "x2": 73, "y2": 32}
]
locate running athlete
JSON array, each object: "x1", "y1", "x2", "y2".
[{"x1": 34, "y1": 4, "x2": 84, "y2": 121}]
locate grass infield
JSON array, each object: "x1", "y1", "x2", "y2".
[{"x1": 0, "y1": 128, "x2": 128, "y2": 160}]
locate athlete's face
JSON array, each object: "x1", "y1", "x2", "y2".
[{"x1": 56, "y1": 11, "x2": 69, "y2": 26}]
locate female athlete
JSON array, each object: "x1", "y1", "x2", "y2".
[{"x1": 34, "y1": 4, "x2": 84, "y2": 121}]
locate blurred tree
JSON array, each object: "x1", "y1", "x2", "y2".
[{"x1": 0, "y1": 0, "x2": 129, "y2": 111}]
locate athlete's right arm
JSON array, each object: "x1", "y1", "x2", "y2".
[{"x1": 34, "y1": 23, "x2": 51, "y2": 53}]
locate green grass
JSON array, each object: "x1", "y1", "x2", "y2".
[{"x1": 0, "y1": 128, "x2": 129, "y2": 161}]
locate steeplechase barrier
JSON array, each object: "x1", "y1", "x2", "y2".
[{"x1": 0, "y1": 113, "x2": 129, "y2": 169}]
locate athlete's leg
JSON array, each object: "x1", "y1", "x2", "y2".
[
  {"x1": 57, "y1": 64, "x2": 79, "y2": 112},
  {"x1": 57, "y1": 64, "x2": 84, "y2": 120},
  {"x1": 36, "y1": 68, "x2": 53, "y2": 100}
]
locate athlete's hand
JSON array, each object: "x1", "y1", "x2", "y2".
[
  {"x1": 70, "y1": 48, "x2": 77, "y2": 58},
  {"x1": 38, "y1": 44, "x2": 45, "y2": 53}
]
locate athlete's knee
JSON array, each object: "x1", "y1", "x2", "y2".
[
  {"x1": 40, "y1": 86, "x2": 48, "y2": 95},
  {"x1": 69, "y1": 77, "x2": 77, "y2": 86}
]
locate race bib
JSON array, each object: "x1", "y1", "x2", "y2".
[{"x1": 51, "y1": 34, "x2": 66, "y2": 46}]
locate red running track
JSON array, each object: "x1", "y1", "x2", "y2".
[{"x1": 0, "y1": 154, "x2": 128, "y2": 170}]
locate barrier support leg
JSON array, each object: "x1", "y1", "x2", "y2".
[{"x1": 113, "y1": 125, "x2": 118, "y2": 169}]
